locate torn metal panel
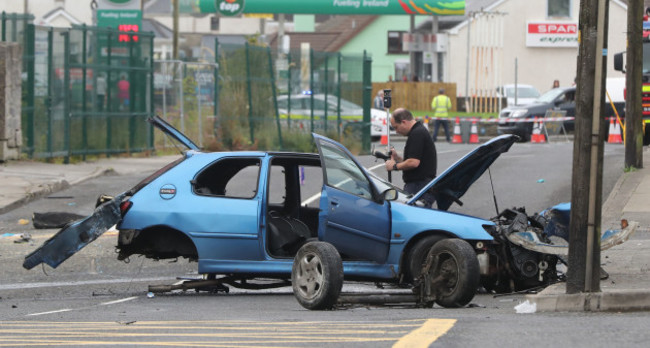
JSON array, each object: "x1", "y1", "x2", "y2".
[{"x1": 23, "y1": 192, "x2": 126, "y2": 270}]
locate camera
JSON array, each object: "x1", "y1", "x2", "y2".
[{"x1": 383, "y1": 89, "x2": 392, "y2": 109}]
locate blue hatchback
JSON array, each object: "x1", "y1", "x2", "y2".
[{"x1": 25, "y1": 116, "x2": 522, "y2": 309}]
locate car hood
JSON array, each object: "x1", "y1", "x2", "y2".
[
  {"x1": 148, "y1": 115, "x2": 200, "y2": 151},
  {"x1": 407, "y1": 134, "x2": 518, "y2": 211}
]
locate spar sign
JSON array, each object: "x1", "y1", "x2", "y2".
[
  {"x1": 216, "y1": 0, "x2": 245, "y2": 17},
  {"x1": 526, "y1": 22, "x2": 578, "y2": 48}
]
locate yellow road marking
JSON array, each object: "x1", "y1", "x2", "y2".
[{"x1": 393, "y1": 319, "x2": 456, "y2": 348}]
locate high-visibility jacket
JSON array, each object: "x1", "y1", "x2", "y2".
[{"x1": 431, "y1": 95, "x2": 452, "y2": 118}]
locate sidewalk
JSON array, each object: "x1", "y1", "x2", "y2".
[
  {"x1": 0, "y1": 155, "x2": 178, "y2": 215},
  {"x1": 1, "y1": 146, "x2": 650, "y2": 312},
  {"x1": 525, "y1": 145, "x2": 650, "y2": 312}
]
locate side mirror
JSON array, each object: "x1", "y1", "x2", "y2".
[
  {"x1": 613, "y1": 52, "x2": 625, "y2": 72},
  {"x1": 382, "y1": 188, "x2": 398, "y2": 201}
]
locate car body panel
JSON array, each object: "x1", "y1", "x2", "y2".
[
  {"x1": 408, "y1": 134, "x2": 518, "y2": 211},
  {"x1": 148, "y1": 115, "x2": 200, "y2": 150},
  {"x1": 314, "y1": 133, "x2": 391, "y2": 263}
]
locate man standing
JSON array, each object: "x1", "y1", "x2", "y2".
[
  {"x1": 385, "y1": 108, "x2": 437, "y2": 207},
  {"x1": 431, "y1": 88, "x2": 452, "y2": 142},
  {"x1": 373, "y1": 90, "x2": 384, "y2": 109}
]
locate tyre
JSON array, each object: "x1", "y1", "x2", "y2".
[
  {"x1": 292, "y1": 241, "x2": 343, "y2": 310},
  {"x1": 427, "y1": 238, "x2": 480, "y2": 308},
  {"x1": 404, "y1": 235, "x2": 445, "y2": 283}
]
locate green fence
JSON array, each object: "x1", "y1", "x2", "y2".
[
  {"x1": 154, "y1": 38, "x2": 373, "y2": 154},
  {"x1": 1, "y1": 12, "x2": 155, "y2": 161}
]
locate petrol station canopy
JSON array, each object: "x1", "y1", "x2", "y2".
[{"x1": 185, "y1": 0, "x2": 465, "y2": 16}]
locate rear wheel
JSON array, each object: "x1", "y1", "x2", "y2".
[
  {"x1": 426, "y1": 238, "x2": 480, "y2": 308},
  {"x1": 292, "y1": 242, "x2": 343, "y2": 310}
]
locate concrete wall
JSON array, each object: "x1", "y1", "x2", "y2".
[
  {"x1": 446, "y1": 0, "x2": 628, "y2": 97},
  {"x1": 0, "y1": 43, "x2": 23, "y2": 161}
]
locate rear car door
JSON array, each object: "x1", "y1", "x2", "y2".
[{"x1": 313, "y1": 134, "x2": 390, "y2": 263}]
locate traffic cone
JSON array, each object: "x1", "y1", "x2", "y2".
[
  {"x1": 469, "y1": 120, "x2": 479, "y2": 144},
  {"x1": 452, "y1": 117, "x2": 463, "y2": 144},
  {"x1": 607, "y1": 118, "x2": 623, "y2": 144},
  {"x1": 531, "y1": 117, "x2": 546, "y2": 143},
  {"x1": 380, "y1": 118, "x2": 388, "y2": 145}
]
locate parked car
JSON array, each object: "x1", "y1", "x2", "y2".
[
  {"x1": 498, "y1": 87, "x2": 577, "y2": 141},
  {"x1": 276, "y1": 93, "x2": 393, "y2": 141},
  {"x1": 496, "y1": 84, "x2": 541, "y2": 107},
  {"x1": 25, "y1": 116, "x2": 635, "y2": 310}
]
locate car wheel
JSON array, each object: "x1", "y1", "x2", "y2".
[
  {"x1": 405, "y1": 235, "x2": 445, "y2": 283},
  {"x1": 292, "y1": 241, "x2": 343, "y2": 310},
  {"x1": 426, "y1": 238, "x2": 479, "y2": 308}
]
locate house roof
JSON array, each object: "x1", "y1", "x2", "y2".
[
  {"x1": 38, "y1": 7, "x2": 82, "y2": 26},
  {"x1": 267, "y1": 15, "x2": 377, "y2": 52},
  {"x1": 142, "y1": 18, "x2": 173, "y2": 39}
]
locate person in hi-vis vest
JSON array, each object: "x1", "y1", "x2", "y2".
[{"x1": 431, "y1": 88, "x2": 452, "y2": 142}]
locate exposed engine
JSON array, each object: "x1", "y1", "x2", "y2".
[{"x1": 483, "y1": 207, "x2": 563, "y2": 293}]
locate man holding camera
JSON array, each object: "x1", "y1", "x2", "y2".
[{"x1": 385, "y1": 108, "x2": 437, "y2": 207}]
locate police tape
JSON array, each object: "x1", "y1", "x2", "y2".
[{"x1": 423, "y1": 116, "x2": 576, "y2": 123}]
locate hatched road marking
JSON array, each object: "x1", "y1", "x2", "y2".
[{"x1": 0, "y1": 319, "x2": 456, "y2": 347}]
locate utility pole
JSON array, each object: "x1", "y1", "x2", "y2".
[
  {"x1": 567, "y1": 0, "x2": 609, "y2": 294},
  {"x1": 172, "y1": 0, "x2": 179, "y2": 60},
  {"x1": 625, "y1": 0, "x2": 643, "y2": 168}
]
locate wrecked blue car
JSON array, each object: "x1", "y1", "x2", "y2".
[{"x1": 24, "y1": 116, "x2": 636, "y2": 310}]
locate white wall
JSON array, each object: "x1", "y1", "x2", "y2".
[{"x1": 446, "y1": 0, "x2": 628, "y2": 97}]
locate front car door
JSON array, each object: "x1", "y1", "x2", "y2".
[{"x1": 313, "y1": 134, "x2": 390, "y2": 263}]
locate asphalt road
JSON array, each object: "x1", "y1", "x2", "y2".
[{"x1": 0, "y1": 140, "x2": 642, "y2": 347}]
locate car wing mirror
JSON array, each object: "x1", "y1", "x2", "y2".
[{"x1": 382, "y1": 188, "x2": 398, "y2": 201}]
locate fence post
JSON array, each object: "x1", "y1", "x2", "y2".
[
  {"x1": 267, "y1": 46, "x2": 283, "y2": 149},
  {"x1": 323, "y1": 53, "x2": 328, "y2": 134},
  {"x1": 25, "y1": 23, "x2": 35, "y2": 158},
  {"x1": 106, "y1": 29, "x2": 113, "y2": 156},
  {"x1": 337, "y1": 52, "x2": 341, "y2": 138},
  {"x1": 310, "y1": 48, "x2": 314, "y2": 133},
  {"x1": 149, "y1": 34, "x2": 154, "y2": 151},
  {"x1": 213, "y1": 37, "x2": 219, "y2": 140},
  {"x1": 245, "y1": 42, "x2": 254, "y2": 142},
  {"x1": 1, "y1": 12, "x2": 5, "y2": 42},
  {"x1": 81, "y1": 24, "x2": 88, "y2": 160},
  {"x1": 63, "y1": 31, "x2": 70, "y2": 164},
  {"x1": 286, "y1": 51, "x2": 292, "y2": 128},
  {"x1": 46, "y1": 27, "x2": 53, "y2": 157},
  {"x1": 362, "y1": 50, "x2": 372, "y2": 153}
]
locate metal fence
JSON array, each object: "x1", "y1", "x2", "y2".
[
  {"x1": 154, "y1": 39, "x2": 373, "y2": 154},
  {"x1": 1, "y1": 12, "x2": 155, "y2": 161}
]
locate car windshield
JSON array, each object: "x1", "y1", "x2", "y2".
[
  {"x1": 325, "y1": 95, "x2": 362, "y2": 110},
  {"x1": 536, "y1": 88, "x2": 566, "y2": 103},
  {"x1": 505, "y1": 86, "x2": 540, "y2": 98}
]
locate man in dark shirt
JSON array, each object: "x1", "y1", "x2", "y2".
[{"x1": 385, "y1": 108, "x2": 437, "y2": 207}]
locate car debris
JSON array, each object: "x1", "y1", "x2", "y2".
[{"x1": 32, "y1": 212, "x2": 86, "y2": 229}]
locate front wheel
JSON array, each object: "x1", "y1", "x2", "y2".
[
  {"x1": 292, "y1": 242, "x2": 343, "y2": 310},
  {"x1": 426, "y1": 238, "x2": 480, "y2": 308}
]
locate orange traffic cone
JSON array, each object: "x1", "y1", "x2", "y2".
[
  {"x1": 380, "y1": 118, "x2": 388, "y2": 145},
  {"x1": 452, "y1": 117, "x2": 463, "y2": 144},
  {"x1": 469, "y1": 120, "x2": 479, "y2": 144},
  {"x1": 607, "y1": 118, "x2": 623, "y2": 144},
  {"x1": 531, "y1": 117, "x2": 546, "y2": 143}
]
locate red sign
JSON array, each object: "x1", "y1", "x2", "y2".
[
  {"x1": 527, "y1": 23, "x2": 577, "y2": 34},
  {"x1": 118, "y1": 24, "x2": 139, "y2": 42}
]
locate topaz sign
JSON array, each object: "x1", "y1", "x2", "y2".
[{"x1": 216, "y1": 0, "x2": 245, "y2": 16}]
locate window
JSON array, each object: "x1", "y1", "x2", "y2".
[
  {"x1": 321, "y1": 142, "x2": 373, "y2": 200},
  {"x1": 210, "y1": 16, "x2": 219, "y2": 31},
  {"x1": 387, "y1": 31, "x2": 406, "y2": 54},
  {"x1": 548, "y1": 0, "x2": 571, "y2": 18},
  {"x1": 193, "y1": 158, "x2": 260, "y2": 198}
]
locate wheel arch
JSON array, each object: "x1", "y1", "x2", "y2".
[
  {"x1": 399, "y1": 230, "x2": 456, "y2": 277},
  {"x1": 117, "y1": 224, "x2": 199, "y2": 261}
]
